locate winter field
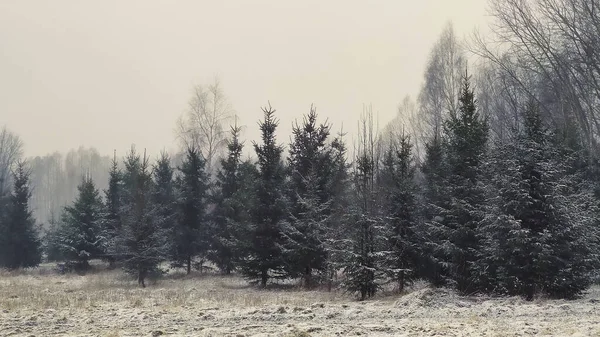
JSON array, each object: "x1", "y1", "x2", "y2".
[{"x1": 0, "y1": 264, "x2": 599, "y2": 337}]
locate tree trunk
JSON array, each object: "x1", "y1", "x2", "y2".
[
  {"x1": 398, "y1": 270, "x2": 405, "y2": 294},
  {"x1": 138, "y1": 269, "x2": 146, "y2": 288},
  {"x1": 261, "y1": 269, "x2": 268, "y2": 288},
  {"x1": 304, "y1": 265, "x2": 312, "y2": 289}
]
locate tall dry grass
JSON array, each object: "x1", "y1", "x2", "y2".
[{"x1": 0, "y1": 262, "x2": 348, "y2": 312}]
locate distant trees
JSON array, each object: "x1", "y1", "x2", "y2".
[
  {"x1": 416, "y1": 23, "x2": 465, "y2": 145},
  {"x1": 0, "y1": 126, "x2": 23, "y2": 198},
  {"x1": 29, "y1": 147, "x2": 112, "y2": 229}
]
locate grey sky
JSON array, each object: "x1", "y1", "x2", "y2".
[{"x1": 0, "y1": 1, "x2": 488, "y2": 158}]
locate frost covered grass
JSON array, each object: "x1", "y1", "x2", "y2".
[
  {"x1": 0, "y1": 264, "x2": 343, "y2": 311},
  {"x1": 1, "y1": 265, "x2": 599, "y2": 336}
]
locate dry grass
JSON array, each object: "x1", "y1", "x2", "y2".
[
  {"x1": 1, "y1": 264, "x2": 600, "y2": 336},
  {"x1": 0, "y1": 264, "x2": 344, "y2": 312}
]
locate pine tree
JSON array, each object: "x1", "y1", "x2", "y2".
[
  {"x1": 241, "y1": 103, "x2": 287, "y2": 287},
  {"x1": 477, "y1": 103, "x2": 600, "y2": 299},
  {"x1": 118, "y1": 147, "x2": 166, "y2": 287},
  {"x1": 173, "y1": 146, "x2": 209, "y2": 274},
  {"x1": 436, "y1": 73, "x2": 488, "y2": 293},
  {"x1": 380, "y1": 134, "x2": 419, "y2": 293},
  {"x1": 58, "y1": 175, "x2": 104, "y2": 270},
  {"x1": 102, "y1": 151, "x2": 123, "y2": 265},
  {"x1": 0, "y1": 161, "x2": 41, "y2": 269},
  {"x1": 283, "y1": 106, "x2": 333, "y2": 287},
  {"x1": 211, "y1": 123, "x2": 246, "y2": 274}
]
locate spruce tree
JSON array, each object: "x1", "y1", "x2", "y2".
[
  {"x1": 173, "y1": 146, "x2": 209, "y2": 274},
  {"x1": 119, "y1": 147, "x2": 166, "y2": 287},
  {"x1": 0, "y1": 184, "x2": 8, "y2": 261},
  {"x1": 419, "y1": 130, "x2": 450, "y2": 286},
  {"x1": 282, "y1": 106, "x2": 333, "y2": 287},
  {"x1": 211, "y1": 123, "x2": 247, "y2": 274},
  {"x1": 43, "y1": 212, "x2": 64, "y2": 262},
  {"x1": 58, "y1": 175, "x2": 104, "y2": 270},
  {"x1": 281, "y1": 170, "x2": 330, "y2": 287},
  {"x1": 102, "y1": 151, "x2": 123, "y2": 265},
  {"x1": 436, "y1": 73, "x2": 488, "y2": 293},
  {"x1": 380, "y1": 134, "x2": 419, "y2": 293},
  {"x1": 324, "y1": 131, "x2": 351, "y2": 290},
  {"x1": 152, "y1": 152, "x2": 176, "y2": 261},
  {"x1": 342, "y1": 112, "x2": 384, "y2": 300},
  {"x1": 241, "y1": 103, "x2": 287, "y2": 287},
  {"x1": 477, "y1": 103, "x2": 600, "y2": 299},
  {"x1": 0, "y1": 161, "x2": 41, "y2": 269}
]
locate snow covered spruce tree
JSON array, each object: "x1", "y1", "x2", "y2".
[
  {"x1": 118, "y1": 147, "x2": 167, "y2": 287},
  {"x1": 379, "y1": 134, "x2": 420, "y2": 293},
  {"x1": 151, "y1": 152, "x2": 177, "y2": 265},
  {"x1": 417, "y1": 130, "x2": 450, "y2": 286},
  {"x1": 240, "y1": 103, "x2": 287, "y2": 287},
  {"x1": 173, "y1": 146, "x2": 209, "y2": 274},
  {"x1": 43, "y1": 212, "x2": 65, "y2": 262},
  {"x1": 0, "y1": 161, "x2": 41, "y2": 269},
  {"x1": 102, "y1": 151, "x2": 123, "y2": 266},
  {"x1": 342, "y1": 109, "x2": 386, "y2": 300},
  {"x1": 429, "y1": 72, "x2": 489, "y2": 294},
  {"x1": 0, "y1": 176, "x2": 9, "y2": 263},
  {"x1": 419, "y1": 130, "x2": 450, "y2": 286},
  {"x1": 57, "y1": 175, "x2": 105, "y2": 271},
  {"x1": 323, "y1": 130, "x2": 351, "y2": 290},
  {"x1": 210, "y1": 122, "x2": 255, "y2": 274},
  {"x1": 282, "y1": 106, "x2": 334, "y2": 287},
  {"x1": 476, "y1": 103, "x2": 600, "y2": 299}
]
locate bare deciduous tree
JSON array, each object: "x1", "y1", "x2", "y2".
[
  {"x1": 0, "y1": 126, "x2": 24, "y2": 196},
  {"x1": 471, "y1": 0, "x2": 600, "y2": 153},
  {"x1": 380, "y1": 96, "x2": 424, "y2": 159},
  {"x1": 417, "y1": 22, "x2": 466, "y2": 141},
  {"x1": 176, "y1": 78, "x2": 234, "y2": 174}
]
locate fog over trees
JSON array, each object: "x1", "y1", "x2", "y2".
[{"x1": 2, "y1": 0, "x2": 600, "y2": 300}]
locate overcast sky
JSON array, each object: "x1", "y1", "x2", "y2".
[{"x1": 0, "y1": 1, "x2": 489, "y2": 158}]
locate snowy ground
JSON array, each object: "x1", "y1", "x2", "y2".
[{"x1": 1, "y1": 267, "x2": 599, "y2": 336}]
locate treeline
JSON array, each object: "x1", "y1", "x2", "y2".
[
  {"x1": 2, "y1": 73, "x2": 599, "y2": 301},
  {"x1": 28, "y1": 147, "x2": 112, "y2": 227}
]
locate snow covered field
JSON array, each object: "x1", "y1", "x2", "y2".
[{"x1": 1, "y1": 267, "x2": 599, "y2": 336}]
